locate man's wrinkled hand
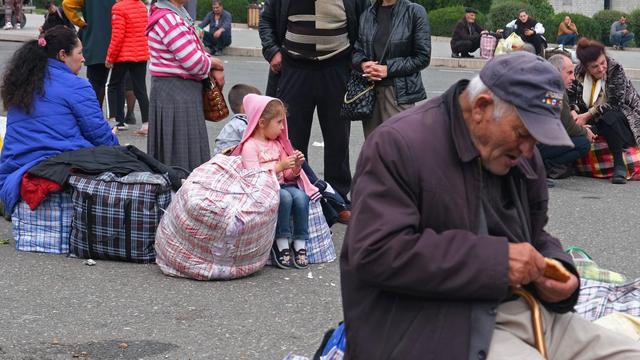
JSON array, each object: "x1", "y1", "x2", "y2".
[
  {"x1": 534, "y1": 272, "x2": 579, "y2": 303},
  {"x1": 507, "y1": 243, "x2": 546, "y2": 286},
  {"x1": 270, "y1": 51, "x2": 282, "y2": 74}
]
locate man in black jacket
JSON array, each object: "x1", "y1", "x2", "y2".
[
  {"x1": 259, "y1": 0, "x2": 369, "y2": 205},
  {"x1": 450, "y1": 7, "x2": 487, "y2": 58}
]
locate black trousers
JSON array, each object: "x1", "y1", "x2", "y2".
[
  {"x1": 451, "y1": 35, "x2": 480, "y2": 54},
  {"x1": 277, "y1": 59, "x2": 352, "y2": 201},
  {"x1": 86, "y1": 63, "x2": 110, "y2": 107},
  {"x1": 522, "y1": 33, "x2": 545, "y2": 55},
  {"x1": 596, "y1": 111, "x2": 636, "y2": 161},
  {"x1": 106, "y1": 61, "x2": 150, "y2": 124}
]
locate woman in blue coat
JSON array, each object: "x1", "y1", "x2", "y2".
[{"x1": 0, "y1": 25, "x2": 118, "y2": 214}]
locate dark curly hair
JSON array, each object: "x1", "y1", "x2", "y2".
[{"x1": 1, "y1": 26, "x2": 79, "y2": 114}]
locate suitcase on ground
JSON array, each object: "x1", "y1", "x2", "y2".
[{"x1": 68, "y1": 172, "x2": 171, "y2": 263}]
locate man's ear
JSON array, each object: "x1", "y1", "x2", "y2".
[{"x1": 471, "y1": 93, "x2": 494, "y2": 123}]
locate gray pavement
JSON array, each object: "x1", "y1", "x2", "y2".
[
  {"x1": 2, "y1": 13, "x2": 640, "y2": 78},
  {"x1": 1, "y1": 24, "x2": 640, "y2": 360}
]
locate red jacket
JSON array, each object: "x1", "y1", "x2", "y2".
[{"x1": 106, "y1": 0, "x2": 149, "y2": 63}]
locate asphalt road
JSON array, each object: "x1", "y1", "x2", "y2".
[{"x1": 0, "y1": 42, "x2": 639, "y2": 359}]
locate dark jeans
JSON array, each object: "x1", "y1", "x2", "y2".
[
  {"x1": 451, "y1": 35, "x2": 480, "y2": 54},
  {"x1": 277, "y1": 58, "x2": 352, "y2": 201},
  {"x1": 557, "y1": 33, "x2": 577, "y2": 46},
  {"x1": 86, "y1": 64, "x2": 110, "y2": 107},
  {"x1": 202, "y1": 30, "x2": 231, "y2": 52},
  {"x1": 275, "y1": 185, "x2": 310, "y2": 241},
  {"x1": 106, "y1": 61, "x2": 149, "y2": 124},
  {"x1": 538, "y1": 135, "x2": 590, "y2": 168}
]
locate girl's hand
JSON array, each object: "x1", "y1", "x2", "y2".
[
  {"x1": 278, "y1": 156, "x2": 297, "y2": 172},
  {"x1": 293, "y1": 150, "x2": 305, "y2": 167},
  {"x1": 575, "y1": 112, "x2": 591, "y2": 126},
  {"x1": 363, "y1": 64, "x2": 388, "y2": 81},
  {"x1": 209, "y1": 56, "x2": 224, "y2": 71}
]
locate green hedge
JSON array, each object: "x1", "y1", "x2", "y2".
[
  {"x1": 413, "y1": 0, "x2": 492, "y2": 14},
  {"x1": 428, "y1": 6, "x2": 488, "y2": 36},
  {"x1": 488, "y1": 0, "x2": 554, "y2": 30},
  {"x1": 628, "y1": 8, "x2": 640, "y2": 41},
  {"x1": 592, "y1": 9, "x2": 627, "y2": 45},
  {"x1": 545, "y1": 12, "x2": 599, "y2": 44},
  {"x1": 197, "y1": 0, "x2": 251, "y2": 23}
]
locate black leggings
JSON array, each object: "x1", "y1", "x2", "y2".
[
  {"x1": 106, "y1": 61, "x2": 149, "y2": 123},
  {"x1": 596, "y1": 111, "x2": 636, "y2": 166}
]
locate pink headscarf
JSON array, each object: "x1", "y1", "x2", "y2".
[{"x1": 232, "y1": 94, "x2": 320, "y2": 201}]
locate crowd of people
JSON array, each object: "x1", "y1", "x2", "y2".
[
  {"x1": 450, "y1": 10, "x2": 637, "y2": 57},
  {"x1": 1, "y1": 0, "x2": 640, "y2": 358}
]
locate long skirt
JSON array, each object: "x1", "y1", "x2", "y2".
[{"x1": 148, "y1": 76, "x2": 210, "y2": 171}]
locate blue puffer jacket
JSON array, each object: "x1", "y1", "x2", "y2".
[{"x1": 0, "y1": 59, "x2": 119, "y2": 212}]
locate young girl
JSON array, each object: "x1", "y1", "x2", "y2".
[{"x1": 233, "y1": 94, "x2": 320, "y2": 269}]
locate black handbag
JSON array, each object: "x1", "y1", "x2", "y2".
[
  {"x1": 340, "y1": 71, "x2": 376, "y2": 121},
  {"x1": 340, "y1": 37, "x2": 392, "y2": 121}
]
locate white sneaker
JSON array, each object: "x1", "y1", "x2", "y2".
[
  {"x1": 2, "y1": 22, "x2": 12, "y2": 30},
  {"x1": 15, "y1": 23, "x2": 20, "y2": 30}
]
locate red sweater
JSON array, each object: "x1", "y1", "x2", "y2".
[{"x1": 106, "y1": 0, "x2": 150, "y2": 63}]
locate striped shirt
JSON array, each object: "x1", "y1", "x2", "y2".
[
  {"x1": 147, "y1": 11, "x2": 211, "y2": 80},
  {"x1": 283, "y1": 0, "x2": 350, "y2": 61}
]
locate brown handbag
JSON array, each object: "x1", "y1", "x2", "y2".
[{"x1": 202, "y1": 71, "x2": 229, "y2": 122}]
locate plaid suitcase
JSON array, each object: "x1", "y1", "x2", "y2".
[
  {"x1": 68, "y1": 172, "x2": 171, "y2": 263},
  {"x1": 12, "y1": 191, "x2": 73, "y2": 254}
]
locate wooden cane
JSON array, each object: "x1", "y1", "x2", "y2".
[{"x1": 511, "y1": 287, "x2": 548, "y2": 359}]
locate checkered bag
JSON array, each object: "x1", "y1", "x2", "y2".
[
  {"x1": 575, "y1": 278, "x2": 640, "y2": 321},
  {"x1": 565, "y1": 246, "x2": 627, "y2": 284},
  {"x1": 12, "y1": 191, "x2": 73, "y2": 254},
  {"x1": 154, "y1": 155, "x2": 279, "y2": 280},
  {"x1": 306, "y1": 199, "x2": 336, "y2": 264},
  {"x1": 575, "y1": 136, "x2": 640, "y2": 180},
  {"x1": 480, "y1": 34, "x2": 497, "y2": 59},
  {"x1": 68, "y1": 172, "x2": 172, "y2": 263}
]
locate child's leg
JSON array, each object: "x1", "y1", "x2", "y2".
[
  {"x1": 272, "y1": 188, "x2": 293, "y2": 268},
  {"x1": 283, "y1": 186, "x2": 310, "y2": 268}
]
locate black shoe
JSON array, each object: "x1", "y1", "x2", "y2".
[
  {"x1": 547, "y1": 165, "x2": 573, "y2": 179},
  {"x1": 125, "y1": 112, "x2": 137, "y2": 125},
  {"x1": 115, "y1": 122, "x2": 129, "y2": 130},
  {"x1": 451, "y1": 52, "x2": 461, "y2": 58},
  {"x1": 612, "y1": 167, "x2": 627, "y2": 184},
  {"x1": 461, "y1": 53, "x2": 474, "y2": 58},
  {"x1": 271, "y1": 244, "x2": 292, "y2": 269},
  {"x1": 292, "y1": 247, "x2": 309, "y2": 269}
]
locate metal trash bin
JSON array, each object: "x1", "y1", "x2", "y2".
[{"x1": 247, "y1": 4, "x2": 260, "y2": 28}]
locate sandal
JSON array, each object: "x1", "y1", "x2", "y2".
[
  {"x1": 293, "y1": 247, "x2": 308, "y2": 269},
  {"x1": 271, "y1": 244, "x2": 292, "y2": 269}
]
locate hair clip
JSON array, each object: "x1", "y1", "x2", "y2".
[{"x1": 38, "y1": 37, "x2": 47, "y2": 48}]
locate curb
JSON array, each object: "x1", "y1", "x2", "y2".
[{"x1": 3, "y1": 31, "x2": 639, "y2": 80}]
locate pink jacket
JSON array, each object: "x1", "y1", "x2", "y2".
[{"x1": 232, "y1": 94, "x2": 320, "y2": 200}]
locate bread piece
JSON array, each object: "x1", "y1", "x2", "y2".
[{"x1": 544, "y1": 258, "x2": 572, "y2": 283}]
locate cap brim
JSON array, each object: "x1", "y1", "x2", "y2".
[{"x1": 514, "y1": 107, "x2": 574, "y2": 147}]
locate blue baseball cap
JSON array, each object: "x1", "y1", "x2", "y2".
[{"x1": 479, "y1": 52, "x2": 574, "y2": 147}]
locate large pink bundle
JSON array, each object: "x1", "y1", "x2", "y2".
[{"x1": 155, "y1": 155, "x2": 279, "y2": 280}]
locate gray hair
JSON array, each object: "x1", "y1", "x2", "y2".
[
  {"x1": 466, "y1": 76, "x2": 516, "y2": 121},
  {"x1": 547, "y1": 53, "x2": 570, "y2": 71}
]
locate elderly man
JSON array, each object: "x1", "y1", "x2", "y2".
[
  {"x1": 340, "y1": 52, "x2": 640, "y2": 359},
  {"x1": 451, "y1": 7, "x2": 488, "y2": 58},
  {"x1": 610, "y1": 16, "x2": 635, "y2": 50},
  {"x1": 539, "y1": 54, "x2": 594, "y2": 179},
  {"x1": 199, "y1": 0, "x2": 232, "y2": 55}
]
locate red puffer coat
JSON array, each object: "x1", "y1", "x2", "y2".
[{"x1": 106, "y1": 0, "x2": 149, "y2": 63}]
